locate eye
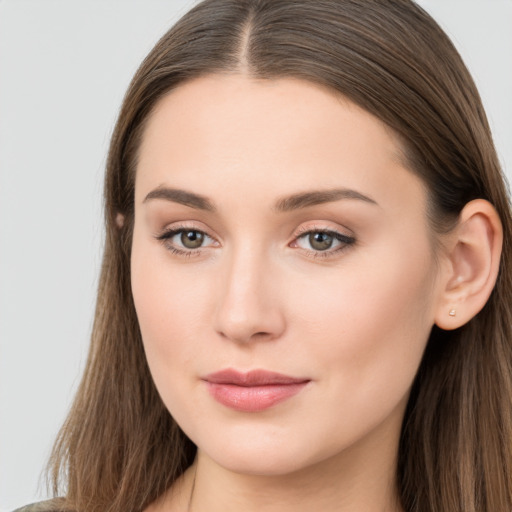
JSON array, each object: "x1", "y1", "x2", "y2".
[
  {"x1": 179, "y1": 230, "x2": 205, "y2": 249},
  {"x1": 292, "y1": 228, "x2": 355, "y2": 256},
  {"x1": 156, "y1": 226, "x2": 217, "y2": 255},
  {"x1": 305, "y1": 232, "x2": 336, "y2": 251}
]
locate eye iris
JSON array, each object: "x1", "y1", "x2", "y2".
[
  {"x1": 180, "y1": 230, "x2": 204, "y2": 249},
  {"x1": 309, "y1": 232, "x2": 333, "y2": 251}
]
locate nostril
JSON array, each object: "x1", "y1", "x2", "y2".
[{"x1": 217, "y1": 330, "x2": 273, "y2": 343}]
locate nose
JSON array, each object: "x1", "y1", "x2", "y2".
[{"x1": 214, "y1": 248, "x2": 286, "y2": 344}]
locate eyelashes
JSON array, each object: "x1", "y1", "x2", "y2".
[
  {"x1": 155, "y1": 224, "x2": 356, "y2": 259},
  {"x1": 291, "y1": 227, "x2": 355, "y2": 258},
  {"x1": 156, "y1": 226, "x2": 218, "y2": 257}
]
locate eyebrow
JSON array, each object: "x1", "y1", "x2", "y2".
[
  {"x1": 274, "y1": 188, "x2": 378, "y2": 211},
  {"x1": 143, "y1": 186, "x2": 378, "y2": 212},
  {"x1": 143, "y1": 187, "x2": 216, "y2": 211}
]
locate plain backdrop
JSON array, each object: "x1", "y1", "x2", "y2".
[{"x1": 1, "y1": 1, "x2": 511, "y2": 510}]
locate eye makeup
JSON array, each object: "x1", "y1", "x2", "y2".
[
  {"x1": 154, "y1": 221, "x2": 356, "y2": 261},
  {"x1": 290, "y1": 225, "x2": 356, "y2": 259}
]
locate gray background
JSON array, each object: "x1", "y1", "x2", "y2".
[{"x1": 1, "y1": 1, "x2": 511, "y2": 510}]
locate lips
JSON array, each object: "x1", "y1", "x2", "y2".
[{"x1": 203, "y1": 369, "x2": 310, "y2": 412}]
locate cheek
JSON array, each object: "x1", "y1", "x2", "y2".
[
  {"x1": 130, "y1": 235, "x2": 213, "y2": 392},
  {"x1": 288, "y1": 239, "x2": 437, "y2": 402}
]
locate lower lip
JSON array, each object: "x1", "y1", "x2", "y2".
[{"x1": 205, "y1": 382, "x2": 308, "y2": 412}]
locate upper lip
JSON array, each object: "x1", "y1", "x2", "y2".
[{"x1": 203, "y1": 369, "x2": 310, "y2": 387}]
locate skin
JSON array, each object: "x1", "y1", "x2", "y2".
[{"x1": 132, "y1": 74, "x2": 451, "y2": 512}]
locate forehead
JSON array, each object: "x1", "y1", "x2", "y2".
[{"x1": 135, "y1": 74, "x2": 425, "y2": 217}]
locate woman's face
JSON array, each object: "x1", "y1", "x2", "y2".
[{"x1": 131, "y1": 75, "x2": 443, "y2": 475}]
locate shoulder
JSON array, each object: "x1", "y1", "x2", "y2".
[{"x1": 12, "y1": 500, "x2": 66, "y2": 512}]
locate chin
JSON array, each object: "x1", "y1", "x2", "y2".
[
  {"x1": 208, "y1": 447, "x2": 315, "y2": 477},
  {"x1": 193, "y1": 425, "x2": 336, "y2": 477}
]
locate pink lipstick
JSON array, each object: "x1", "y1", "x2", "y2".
[{"x1": 203, "y1": 369, "x2": 310, "y2": 412}]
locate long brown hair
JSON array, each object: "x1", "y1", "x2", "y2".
[{"x1": 47, "y1": 1, "x2": 512, "y2": 511}]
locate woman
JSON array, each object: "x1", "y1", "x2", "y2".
[{"x1": 16, "y1": 0, "x2": 512, "y2": 511}]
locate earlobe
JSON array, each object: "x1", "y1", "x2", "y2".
[
  {"x1": 434, "y1": 199, "x2": 503, "y2": 330},
  {"x1": 115, "y1": 212, "x2": 125, "y2": 229}
]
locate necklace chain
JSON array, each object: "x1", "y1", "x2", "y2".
[{"x1": 186, "y1": 466, "x2": 197, "y2": 512}]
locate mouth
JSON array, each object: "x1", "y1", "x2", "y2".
[{"x1": 202, "y1": 369, "x2": 311, "y2": 412}]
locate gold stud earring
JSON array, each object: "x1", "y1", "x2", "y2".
[{"x1": 449, "y1": 309, "x2": 456, "y2": 317}]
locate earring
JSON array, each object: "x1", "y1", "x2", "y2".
[{"x1": 449, "y1": 309, "x2": 456, "y2": 317}]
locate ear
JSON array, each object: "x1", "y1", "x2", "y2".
[
  {"x1": 115, "y1": 212, "x2": 125, "y2": 229},
  {"x1": 434, "y1": 199, "x2": 503, "y2": 330}
]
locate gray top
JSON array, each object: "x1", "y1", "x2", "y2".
[{"x1": 12, "y1": 501, "x2": 62, "y2": 512}]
